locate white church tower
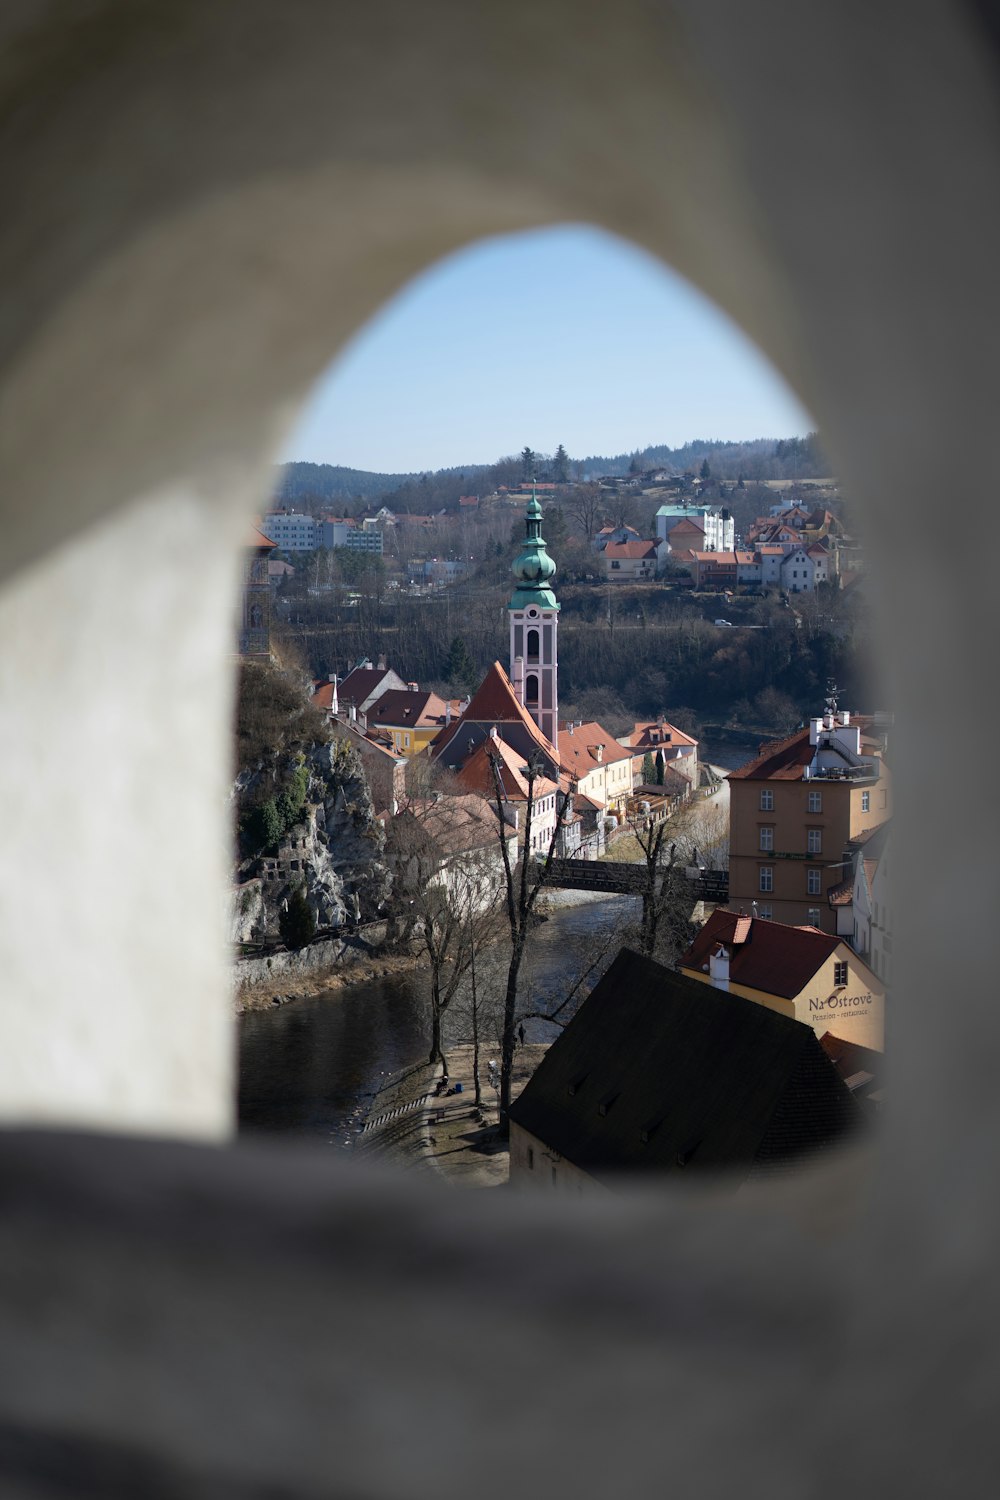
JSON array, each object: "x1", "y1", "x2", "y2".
[{"x1": 509, "y1": 491, "x2": 560, "y2": 754}]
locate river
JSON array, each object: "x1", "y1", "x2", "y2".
[{"x1": 238, "y1": 892, "x2": 638, "y2": 1148}]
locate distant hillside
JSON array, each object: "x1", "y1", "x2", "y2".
[
  {"x1": 274, "y1": 432, "x2": 828, "y2": 511},
  {"x1": 274, "y1": 462, "x2": 418, "y2": 508}
]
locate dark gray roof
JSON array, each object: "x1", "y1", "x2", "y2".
[{"x1": 508, "y1": 949, "x2": 863, "y2": 1184}]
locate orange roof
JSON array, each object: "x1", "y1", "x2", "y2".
[
  {"x1": 247, "y1": 522, "x2": 277, "y2": 549},
  {"x1": 605, "y1": 540, "x2": 658, "y2": 560},
  {"x1": 558, "y1": 722, "x2": 632, "y2": 780},
  {"x1": 623, "y1": 719, "x2": 698, "y2": 751},
  {"x1": 667, "y1": 517, "x2": 705, "y2": 536},
  {"x1": 431, "y1": 661, "x2": 558, "y2": 765},
  {"x1": 691, "y1": 551, "x2": 739, "y2": 564},
  {"x1": 455, "y1": 736, "x2": 558, "y2": 804}
]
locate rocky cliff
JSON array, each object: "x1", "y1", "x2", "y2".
[{"x1": 232, "y1": 737, "x2": 391, "y2": 944}]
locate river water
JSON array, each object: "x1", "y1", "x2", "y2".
[{"x1": 238, "y1": 892, "x2": 638, "y2": 1148}]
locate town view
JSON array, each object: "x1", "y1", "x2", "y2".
[{"x1": 235, "y1": 231, "x2": 887, "y2": 1190}]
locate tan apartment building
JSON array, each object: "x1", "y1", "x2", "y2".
[{"x1": 728, "y1": 710, "x2": 891, "y2": 934}]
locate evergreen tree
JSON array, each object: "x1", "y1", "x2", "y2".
[
  {"x1": 553, "y1": 444, "x2": 569, "y2": 482},
  {"x1": 655, "y1": 748, "x2": 665, "y2": 785},
  {"x1": 642, "y1": 751, "x2": 656, "y2": 785},
  {"x1": 700, "y1": 459, "x2": 711, "y2": 480},
  {"x1": 446, "y1": 635, "x2": 476, "y2": 687},
  {"x1": 521, "y1": 446, "x2": 536, "y2": 481}
]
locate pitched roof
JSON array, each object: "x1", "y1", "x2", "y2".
[
  {"x1": 622, "y1": 720, "x2": 698, "y2": 752},
  {"x1": 508, "y1": 949, "x2": 862, "y2": 1182},
  {"x1": 827, "y1": 878, "x2": 854, "y2": 907},
  {"x1": 605, "y1": 540, "x2": 659, "y2": 560},
  {"x1": 247, "y1": 523, "x2": 277, "y2": 549},
  {"x1": 727, "y1": 727, "x2": 813, "y2": 781},
  {"x1": 337, "y1": 666, "x2": 392, "y2": 704},
  {"x1": 691, "y1": 550, "x2": 739, "y2": 564},
  {"x1": 454, "y1": 736, "x2": 559, "y2": 804},
  {"x1": 367, "y1": 688, "x2": 449, "y2": 731},
  {"x1": 430, "y1": 661, "x2": 558, "y2": 765},
  {"x1": 558, "y1": 722, "x2": 632, "y2": 779},
  {"x1": 395, "y1": 793, "x2": 507, "y2": 857},
  {"x1": 678, "y1": 908, "x2": 842, "y2": 1000},
  {"x1": 667, "y1": 517, "x2": 705, "y2": 536}
]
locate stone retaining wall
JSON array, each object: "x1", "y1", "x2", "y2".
[{"x1": 233, "y1": 921, "x2": 391, "y2": 994}]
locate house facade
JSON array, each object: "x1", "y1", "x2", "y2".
[
  {"x1": 728, "y1": 711, "x2": 892, "y2": 933},
  {"x1": 679, "y1": 908, "x2": 885, "y2": 1052}
]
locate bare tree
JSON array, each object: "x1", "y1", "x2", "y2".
[
  {"x1": 384, "y1": 801, "x2": 505, "y2": 1070},
  {"x1": 487, "y1": 751, "x2": 573, "y2": 1132},
  {"x1": 567, "y1": 483, "x2": 606, "y2": 539}
]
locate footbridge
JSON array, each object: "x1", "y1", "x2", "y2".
[{"x1": 542, "y1": 859, "x2": 729, "y2": 903}]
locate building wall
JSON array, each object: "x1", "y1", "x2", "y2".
[
  {"x1": 869, "y1": 842, "x2": 894, "y2": 988},
  {"x1": 683, "y1": 945, "x2": 885, "y2": 1050},
  {"x1": 509, "y1": 1123, "x2": 604, "y2": 1194},
  {"x1": 729, "y1": 768, "x2": 890, "y2": 933}
]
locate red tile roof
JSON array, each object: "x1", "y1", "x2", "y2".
[
  {"x1": 827, "y1": 878, "x2": 854, "y2": 907},
  {"x1": 679, "y1": 908, "x2": 842, "y2": 999},
  {"x1": 337, "y1": 666, "x2": 397, "y2": 707},
  {"x1": 727, "y1": 727, "x2": 814, "y2": 781},
  {"x1": 430, "y1": 661, "x2": 558, "y2": 764},
  {"x1": 558, "y1": 722, "x2": 633, "y2": 779},
  {"x1": 454, "y1": 736, "x2": 559, "y2": 803},
  {"x1": 623, "y1": 720, "x2": 698, "y2": 751},
  {"x1": 247, "y1": 523, "x2": 277, "y2": 549},
  {"x1": 605, "y1": 540, "x2": 659, "y2": 560}
]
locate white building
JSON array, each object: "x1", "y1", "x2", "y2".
[
  {"x1": 263, "y1": 510, "x2": 318, "y2": 551},
  {"x1": 655, "y1": 503, "x2": 734, "y2": 552}
]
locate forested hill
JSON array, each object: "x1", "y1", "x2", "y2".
[
  {"x1": 273, "y1": 462, "x2": 418, "y2": 506},
  {"x1": 579, "y1": 432, "x2": 828, "y2": 481},
  {"x1": 274, "y1": 431, "x2": 828, "y2": 511}
]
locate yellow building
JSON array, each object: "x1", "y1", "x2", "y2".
[
  {"x1": 366, "y1": 688, "x2": 456, "y2": 755},
  {"x1": 679, "y1": 908, "x2": 885, "y2": 1052}
]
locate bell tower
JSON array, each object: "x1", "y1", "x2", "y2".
[{"x1": 509, "y1": 490, "x2": 560, "y2": 753}]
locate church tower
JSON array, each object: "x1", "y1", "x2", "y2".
[{"x1": 509, "y1": 491, "x2": 560, "y2": 754}]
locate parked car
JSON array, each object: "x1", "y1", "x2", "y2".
[{"x1": 714, "y1": 618, "x2": 734, "y2": 627}]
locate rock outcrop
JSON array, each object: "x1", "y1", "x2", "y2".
[{"x1": 232, "y1": 738, "x2": 390, "y2": 944}]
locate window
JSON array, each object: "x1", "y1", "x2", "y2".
[
  {"x1": 527, "y1": 1147, "x2": 534, "y2": 1170},
  {"x1": 526, "y1": 627, "x2": 539, "y2": 659},
  {"x1": 807, "y1": 867, "x2": 822, "y2": 895},
  {"x1": 611, "y1": 560, "x2": 620, "y2": 569},
  {"x1": 759, "y1": 788, "x2": 774, "y2": 811},
  {"x1": 880, "y1": 788, "x2": 887, "y2": 809},
  {"x1": 808, "y1": 789, "x2": 822, "y2": 813},
  {"x1": 759, "y1": 866, "x2": 773, "y2": 893},
  {"x1": 834, "y1": 960, "x2": 848, "y2": 985},
  {"x1": 758, "y1": 905, "x2": 772, "y2": 920},
  {"x1": 807, "y1": 907, "x2": 821, "y2": 926},
  {"x1": 862, "y1": 790, "x2": 870, "y2": 812},
  {"x1": 759, "y1": 826, "x2": 774, "y2": 851},
  {"x1": 807, "y1": 828, "x2": 822, "y2": 854},
  {"x1": 525, "y1": 673, "x2": 538, "y2": 704},
  {"x1": 404, "y1": 733, "x2": 410, "y2": 748}
]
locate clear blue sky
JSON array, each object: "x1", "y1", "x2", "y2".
[{"x1": 283, "y1": 224, "x2": 813, "y2": 474}]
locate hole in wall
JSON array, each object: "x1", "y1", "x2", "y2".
[{"x1": 233, "y1": 224, "x2": 888, "y2": 1188}]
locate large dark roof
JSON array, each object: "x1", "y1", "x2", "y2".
[{"x1": 508, "y1": 950, "x2": 861, "y2": 1184}]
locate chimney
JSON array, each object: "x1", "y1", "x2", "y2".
[
  {"x1": 567, "y1": 722, "x2": 574, "y2": 735},
  {"x1": 823, "y1": 711, "x2": 834, "y2": 730},
  {"x1": 329, "y1": 675, "x2": 339, "y2": 716},
  {"x1": 709, "y1": 944, "x2": 730, "y2": 992},
  {"x1": 349, "y1": 704, "x2": 356, "y2": 722},
  {"x1": 839, "y1": 710, "x2": 850, "y2": 726},
  {"x1": 408, "y1": 682, "x2": 419, "y2": 692},
  {"x1": 809, "y1": 716, "x2": 823, "y2": 746},
  {"x1": 377, "y1": 653, "x2": 387, "y2": 671},
  {"x1": 445, "y1": 703, "x2": 452, "y2": 726}
]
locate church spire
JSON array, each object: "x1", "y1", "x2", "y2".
[{"x1": 509, "y1": 487, "x2": 560, "y2": 752}]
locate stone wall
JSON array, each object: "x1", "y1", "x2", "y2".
[{"x1": 233, "y1": 921, "x2": 392, "y2": 995}]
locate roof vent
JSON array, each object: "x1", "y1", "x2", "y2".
[
  {"x1": 598, "y1": 1092, "x2": 619, "y2": 1117},
  {"x1": 567, "y1": 1072, "x2": 588, "y2": 1097}
]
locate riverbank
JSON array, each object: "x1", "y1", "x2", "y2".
[
  {"x1": 234, "y1": 942, "x2": 422, "y2": 1014},
  {"x1": 357, "y1": 1042, "x2": 550, "y2": 1187}
]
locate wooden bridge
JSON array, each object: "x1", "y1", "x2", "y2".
[{"x1": 541, "y1": 858, "x2": 728, "y2": 903}]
